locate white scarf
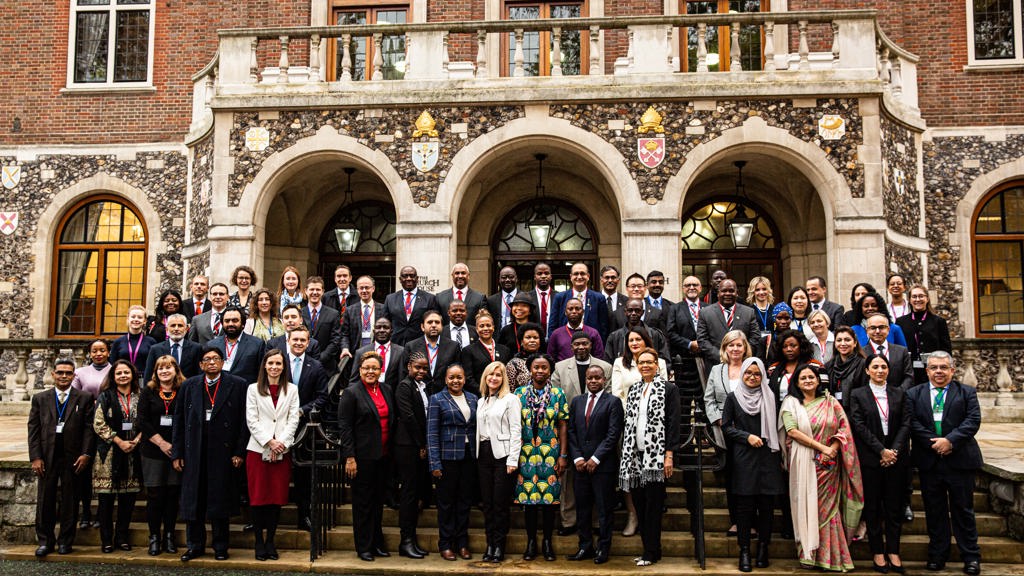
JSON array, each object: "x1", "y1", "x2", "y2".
[{"x1": 780, "y1": 395, "x2": 818, "y2": 560}]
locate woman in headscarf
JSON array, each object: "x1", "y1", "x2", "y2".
[{"x1": 722, "y1": 357, "x2": 783, "y2": 572}]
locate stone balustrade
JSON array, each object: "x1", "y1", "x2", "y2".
[
  {"x1": 190, "y1": 10, "x2": 919, "y2": 127},
  {"x1": 0, "y1": 339, "x2": 93, "y2": 403}
]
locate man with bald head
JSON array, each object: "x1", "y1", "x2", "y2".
[
  {"x1": 436, "y1": 262, "x2": 485, "y2": 325},
  {"x1": 383, "y1": 266, "x2": 440, "y2": 345},
  {"x1": 695, "y1": 278, "x2": 763, "y2": 366}
]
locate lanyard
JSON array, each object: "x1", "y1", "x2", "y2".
[
  {"x1": 512, "y1": 322, "x2": 521, "y2": 352},
  {"x1": 159, "y1": 389, "x2": 176, "y2": 415},
  {"x1": 117, "y1": 391, "x2": 132, "y2": 419},
  {"x1": 872, "y1": 390, "x2": 889, "y2": 423},
  {"x1": 125, "y1": 332, "x2": 144, "y2": 366},
  {"x1": 933, "y1": 387, "x2": 946, "y2": 410},
  {"x1": 483, "y1": 342, "x2": 495, "y2": 361},
  {"x1": 205, "y1": 378, "x2": 221, "y2": 407},
  {"x1": 426, "y1": 340, "x2": 439, "y2": 371},
  {"x1": 56, "y1": 391, "x2": 70, "y2": 422},
  {"x1": 719, "y1": 304, "x2": 734, "y2": 328},
  {"x1": 890, "y1": 302, "x2": 907, "y2": 319},
  {"x1": 756, "y1": 305, "x2": 770, "y2": 330},
  {"x1": 225, "y1": 340, "x2": 238, "y2": 362}
]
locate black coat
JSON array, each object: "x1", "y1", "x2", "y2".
[
  {"x1": 302, "y1": 304, "x2": 343, "y2": 371},
  {"x1": 137, "y1": 386, "x2": 178, "y2": 461},
  {"x1": 721, "y1": 394, "x2": 785, "y2": 496},
  {"x1": 338, "y1": 379, "x2": 395, "y2": 461},
  {"x1": 567, "y1": 391, "x2": 623, "y2": 475},
  {"x1": 462, "y1": 340, "x2": 511, "y2": 391},
  {"x1": 324, "y1": 285, "x2": 358, "y2": 315},
  {"x1": 209, "y1": 333, "x2": 266, "y2": 385},
  {"x1": 349, "y1": 342, "x2": 406, "y2": 390},
  {"x1": 896, "y1": 312, "x2": 952, "y2": 384},
  {"x1": 394, "y1": 377, "x2": 429, "y2": 448},
  {"x1": 339, "y1": 300, "x2": 385, "y2": 354},
  {"x1": 267, "y1": 334, "x2": 321, "y2": 360},
  {"x1": 144, "y1": 338, "x2": 202, "y2": 382},
  {"x1": 610, "y1": 302, "x2": 667, "y2": 334},
  {"x1": 28, "y1": 387, "x2": 96, "y2": 465},
  {"x1": 906, "y1": 380, "x2": 983, "y2": 472},
  {"x1": 172, "y1": 372, "x2": 249, "y2": 521},
  {"x1": 286, "y1": 354, "x2": 329, "y2": 418},
  {"x1": 849, "y1": 384, "x2": 912, "y2": 469},
  {"x1": 182, "y1": 298, "x2": 211, "y2": 321},
  {"x1": 436, "y1": 287, "x2": 487, "y2": 325},
  {"x1": 383, "y1": 289, "x2": 440, "y2": 345},
  {"x1": 603, "y1": 323, "x2": 671, "y2": 364},
  {"x1": 402, "y1": 337, "x2": 462, "y2": 395}
]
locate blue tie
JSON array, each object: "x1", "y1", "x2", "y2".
[{"x1": 292, "y1": 356, "x2": 302, "y2": 384}]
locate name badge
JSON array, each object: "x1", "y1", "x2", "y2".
[
  {"x1": 834, "y1": 392, "x2": 842, "y2": 401},
  {"x1": 121, "y1": 422, "x2": 133, "y2": 432},
  {"x1": 761, "y1": 331, "x2": 772, "y2": 339},
  {"x1": 55, "y1": 423, "x2": 65, "y2": 434},
  {"x1": 160, "y1": 415, "x2": 174, "y2": 427},
  {"x1": 933, "y1": 410, "x2": 943, "y2": 422},
  {"x1": 913, "y1": 361, "x2": 925, "y2": 369},
  {"x1": 361, "y1": 330, "x2": 372, "y2": 338},
  {"x1": 205, "y1": 409, "x2": 212, "y2": 422}
]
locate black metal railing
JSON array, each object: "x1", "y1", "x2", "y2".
[{"x1": 292, "y1": 396, "x2": 343, "y2": 562}]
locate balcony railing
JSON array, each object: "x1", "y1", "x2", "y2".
[{"x1": 188, "y1": 9, "x2": 919, "y2": 135}]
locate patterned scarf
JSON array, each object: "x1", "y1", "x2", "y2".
[
  {"x1": 619, "y1": 377, "x2": 667, "y2": 490},
  {"x1": 525, "y1": 382, "x2": 551, "y2": 436}
]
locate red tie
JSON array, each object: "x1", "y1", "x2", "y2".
[
  {"x1": 311, "y1": 307, "x2": 319, "y2": 331},
  {"x1": 540, "y1": 291, "x2": 548, "y2": 329},
  {"x1": 585, "y1": 392, "x2": 597, "y2": 425},
  {"x1": 404, "y1": 292, "x2": 413, "y2": 316},
  {"x1": 456, "y1": 290, "x2": 463, "y2": 301},
  {"x1": 378, "y1": 344, "x2": 387, "y2": 371}
]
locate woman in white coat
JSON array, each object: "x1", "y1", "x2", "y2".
[
  {"x1": 245, "y1": 349, "x2": 300, "y2": 561},
  {"x1": 475, "y1": 361, "x2": 522, "y2": 563}
]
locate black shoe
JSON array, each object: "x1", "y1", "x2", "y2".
[
  {"x1": 298, "y1": 517, "x2": 311, "y2": 532},
  {"x1": 34, "y1": 545, "x2": 52, "y2": 557},
  {"x1": 180, "y1": 548, "x2": 203, "y2": 561},
  {"x1": 872, "y1": 562, "x2": 889, "y2": 574},
  {"x1": 522, "y1": 538, "x2": 537, "y2": 560},
  {"x1": 726, "y1": 527, "x2": 738, "y2": 537},
  {"x1": 755, "y1": 541, "x2": 770, "y2": 568},
  {"x1": 964, "y1": 560, "x2": 981, "y2": 575},
  {"x1": 398, "y1": 539, "x2": 425, "y2": 559},
  {"x1": 739, "y1": 546, "x2": 752, "y2": 573},
  {"x1": 266, "y1": 541, "x2": 279, "y2": 561},
  {"x1": 372, "y1": 546, "x2": 390, "y2": 557},
  {"x1": 101, "y1": 544, "x2": 114, "y2": 554},
  {"x1": 926, "y1": 560, "x2": 946, "y2": 571},
  {"x1": 243, "y1": 523, "x2": 254, "y2": 533},
  {"x1": 148, "y1": 535, "x2": 161, "y2": 556},
  {"x1": 79, "y1": 520, "x2": 90, "y2": 530},
  {"x1": 889, "y1": 563, "x2": 905, "y2": 575},
  {"x1": 358, "y1": 551, "x2": 375, "y2": 562},
  {"x1": 594, "y1": 549, "x2": 610, "y2": 564},
  {"x1": 163, "y1": 532, "x2": 178, "y2": 554},
  {"x1": 568, "y1": 547, "x2": 596, "y2": 561},
  {"x1": 542, "y1": 539, "x2": 555, "y2": 561},
  {"x1": 482, "y1": 545, "x2": 495, "y2": 562},
  {"x1": 557, "y1": 524, "x2": 578, "y2": 536},
  {"x1": 214, "y1": 550, "x2": 229, "y2": 561},
  {"x1": 57, "y1": 545, "x2": 73, "y2": 555},
  {"x1": 117, "y1": 539, "x2": 131, "y2": 551},
  {"x1": 903, "y1": 505, "x2": 914, "y2": 522},
  {"x1": 491, "y1": 546, "x2": 504, "y2": 563}
]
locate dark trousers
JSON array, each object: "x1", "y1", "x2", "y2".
[
  {"x1": 631, "y1": 482, "x2": 666, "y2": 562},
  {"x1": 395, "y1": 444, "x2": 430, "y2": 540},
  {"x1": 97, "y1": 492, "x2": 138, "y2": 546},
  {"x1": 185, "y1": 460, "x2": 229, "y2": 553},
  {"x1": 351, "y1": 457, "x2": 388, "y2": 554},
  {"x1": 436, "y1": 457, "x2": 475, "y2": 551},
  {"x1": 145, "y1": 485, "x2": 180, "y2": 536},
  {"x1": 293, "y1": 464, "x2": 311, "y2": 526},
  {"x1": 720, "y1": 449, "x2": 737, "y2": 525},
  {"x1": 75, "y1": 462, "x2": 94, "y2": 522},
  {"x1": 35, "y1": 452, "x2": 77, "y2": 548},
  {"x1": 862, "y1": 465, "x2": 905, "y2": 555},
  {"x1": 735, "y1": 494, "x2": 773, "y2": 548},
  {"x1": 477, "y1": 442, "x2": 515, "y2": 548},
  {"x1": 919, "y1": 463, "x2": 981, "y2": 563},
  {"x1": 575, "y1": 469, "x2": 615, "y2": 552}
]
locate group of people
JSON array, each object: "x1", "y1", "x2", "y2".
[{"x1": 26, "y1": 263, "x2": 983, "y2": 574}]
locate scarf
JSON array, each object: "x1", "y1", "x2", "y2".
[
  {"x1": 736, "y1": 357, "x2": 780, "y2": 452},
  {"x1": 779, "y1": 395, "x2": 819, "y2": 560},
  {"x1": 828, "y1": 353, "x2": 865, "y2": 396},
  {"x1": 524, "y1": 383, "x2": 551, "y2": 437},
  {"x1": 619, "y1": 377, "x2": 667, "y2": 490}
]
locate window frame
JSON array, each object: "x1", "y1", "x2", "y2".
[
  {"x1": 972, "y1": 181, "x2": 1024, "y2": 336},
  {"x1": 966, "y1": 0, "x2": 1024, "y2": 68},
  {"x1": 500, "y1": 0, "x2": 589, "y2": 77},
  {"x1": 678, "y1": 0, "x2": 770, "y2": 73},
  {"x1": 328, "y1": 1, "x2": 410, "y2": 81},
  {"x1": 64, "y1": 0, "x2": 157, "y2": 91},
  {"x1": 50, "y1": 195, "x2": 148, "y2": 338}
]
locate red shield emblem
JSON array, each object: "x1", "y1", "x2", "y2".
[
  {"x1": 637, "y1": 137, "x2": 665, "y2": 169},
  {"x1": 0, "y1": 212, "x2": 18, "y2": 235}
]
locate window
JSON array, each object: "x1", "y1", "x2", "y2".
[
  {"x1": 493, "y1": 201, "x2": 597, "y2": 292},
  {"x1": 318, "y1": 201, "x2": 398, "y2": 294},
  {"x1": 974, "y1": 183, "x2": 1024, "y2": 333},
  {"x1": 52, "y1": 197, "x2": 147, "y2": 336},
  {"x1": 331, "y1": 4, "x2": 408, "y2": 81},
  {"x1": 680, "y1": 0, "x2": 768, "y2": 72},
  {"x1": 67, "y1": 0, "x2": 155, "y2": 87},
  {"x1": 504, "y1": 2, "x2": 586, "y2": 76},
  {"x1": 968, "y1": 0, "x2": 1024, "y2": 65}
]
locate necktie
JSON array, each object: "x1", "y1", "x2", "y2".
[
  {"x1": 652, "y1": 298, "x2": 661, "y2": 310},
  {"x1": 689, "y1": 302, "x2": 699, "y2": 324},
  {"x1": 311, "y1": 307, "x2": 319, "y2": 331},
  {"x1": 877, "y1": 344, "x2": 886, "y2": 358},
  {"x1": 933, "y1": 387, "x2": 946, "y2": 435},
  {"x1": 362, "y1": 304, "x2": 371, "y2": 331},
  {"x1": 58, "y1": 391, "x2": 67, "y2": 405},
  {"x1": 292, "y1": 356, "x2": 302, "y2": 384},
  {"x1": 195, "y1": 300, "x2": 203, "y2": 313},
  {"x1": 213, "y1": 312, "x2": 221, "y2": 336},
  {"x1": 813, "y1": 303, "x2": 820, "y2": 311},
  {"x1": 455, "y1": 326, "x2": 464, "y2": 348},
  {"x1": 606, "y1": 295, "x2": 613, "y2": 311},
  {"x1": 504, "y1": 294, "x2": 513, "y2": 327},
  {"x1": 171, "y1": 342, "x2": 180, "y2": 364},
  {"x1": 585, "y1": 392, "x2": 597, "y2": 426},
  {"x1": 456, "y1": 290, "x2": 463, "y2": 301},
  {"x1": 378, "y1": 344, "x2": 388, "y2": 375},
  {"x1": 540, "y1": 291, "x2": 548, "y2": 329},
  {"x1": 404, "y1": 292, "x2": 413, "y2": 317}
]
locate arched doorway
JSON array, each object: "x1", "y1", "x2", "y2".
[
  {"x1": 317, "y1": 200, "x2": 398, "y2": 294},
  {"x1": 492, "y1": 200, "x2": 598, "y2": 292},
  {"x1": 680, "y1": 197, "x2": 781, "y2": 297}
]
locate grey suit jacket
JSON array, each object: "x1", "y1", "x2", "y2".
[
  {"x1": 696, "y1": 302, "x2": 764, "y2": 366},
  {"x1": 864, "y1": 341, "x2": 915, "y2": 390},
  {"x1": 815, "y1": 299, "x2": 846, "y2": 329},
  {"x1": 550, "y1": 356, "x2": 612, "y2": 403},
  {"x1": 188, "y1": 309, "x2": 223, "y2": 345}
]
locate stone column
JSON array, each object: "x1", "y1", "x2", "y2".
[
  {"x1": 395, "y1": 220, "x2": 453, "y2": 294},
  {"x1": 621, "y1": 218, "x2": 682, "y2": 301},
  {"x1": 832, "y1": 216, "x2": 887, "y2": 297}
]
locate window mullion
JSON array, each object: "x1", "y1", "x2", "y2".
[
  {"x1": 1016, "y1": 0, "x2": 1024, "y2": 62},
  {"x1": 106, "y1": 4, "x2": 117, "y2": 82}
]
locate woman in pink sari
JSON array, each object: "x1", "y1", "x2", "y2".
[{"x1": 780, "y1": 364, "x2": 863, "y2": 572}]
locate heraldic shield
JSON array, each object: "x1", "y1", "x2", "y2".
[
  {"x1": 637, "y1": 137, "x2": 665, "y2": 169},
  {"x1": 412, "y1": 142, "x2": 439, "y2": 172}
]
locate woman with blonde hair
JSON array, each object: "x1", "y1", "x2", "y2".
[
  {"x1": 746, "y1": 276, "x2": 775, "y2": 334},
  {"x1": 278, "y1": 266, "x2": 304, "y2": 313},
  {"x1": 806, "y1": 309, "x2": 835, "y2": 364},
  {"x1": 476, "y1": 361, "x2": 522, "y2": 562},
  {"x1": 703, "y1": 330, "x2": 753, "y2": 536}
]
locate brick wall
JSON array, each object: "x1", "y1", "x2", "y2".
[{"x1": 429, "y1": 0, "x2": 485, "y2": 64}]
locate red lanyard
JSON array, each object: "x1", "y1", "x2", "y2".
[
  {"x1": 872, "y1": 389, "x2": 889, "y2": 423},
  {"x1": 483, "y1": 342, "x2": 495, "y2": 361},
  {"x1": 225, "y1": 340, "x2": 238, "y2": 362},
  {"x1": 117, "y1": 391, "x2": 132, "y2": 419},
  {"x1": 205, "y1": 378, "x2": 221, "y2": 407},
  {"x1": 426, "y1": 340, "x2": 439, "y2": 369}
]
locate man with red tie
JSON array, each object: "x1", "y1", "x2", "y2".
[
  {"x1": 436, "y1": 263, "x2": 485, "y2": 325},
  {"x1": 182, "y1": 275, "x2": 211, "y2": 321},
  {"x1": 526, "y1": 262, "x2": 559, "y2": 338}
]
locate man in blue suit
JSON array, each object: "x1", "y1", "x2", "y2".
[
  {"x1": 566, "y1": 365, "x2": 623, "y2": 565},
  {"x1": 906, "y1": 351, "x2": 982, "y2": 575},
  {"x1": 549, "y1": 263, "x2": 609, "y2": 342}
]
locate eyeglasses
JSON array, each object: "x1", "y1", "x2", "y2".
[
  {"x1": 867, "y1": 325, "x2": 888, "y2": 331},
  {"x1": 637, "y1": 360, "x2": 657, "y2": 365},
  {"x1": 201, "y1": 357, "x2": 223, "y2": 363}
]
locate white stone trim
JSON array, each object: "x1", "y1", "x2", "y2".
[
  {"x1": 0, "y1": 142, "x2": 186, "y2": 163},
  {"x1": 29, "y1": 173, "x2": 165, "y2": 338},
  {"x1": 965, "y1": 0, "x2": 1024, "y2": 68},
  {"x1": 953, "y1": 156, "x2": 1024, "y2": 337}
]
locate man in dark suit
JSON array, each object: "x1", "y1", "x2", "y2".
[
  {"x1": 566, "y1": 366, "x2": 623, "y2": 564},
  {"x1": 384, "y1": 266, "x2": 440, "y2": 345},
  {"x1": 702, "y1": 269, "x2": 727, "y2": 304},
  {"x1": 284, "y1": 325, "x2": 329, "y2": 531},
  {"x1": 644, "y1": 270, "x2": 674, "y2": 310},
  {"x1": 486, "y1": 266, "x2": 521, "y2": 330},
  {"x1": 209, "y1": 306, "x2": 265, "y2": 385},
  {"x1": 182, "y1": 275, "x2": 210, "y2": 321},
  {"x1": 172, "y1": 346, "x2": 249, "y2": 561},
  {"x1": 189, "y1": 282, "x2": 230, "y2": 345},
  {"x1": 443, "y1": 300, "x2": 477, "y2": 349},
  {"x1": 549, "y1": 262, "x2": 610, "y2": 342},
  {"x1": 864, "y1": 314, "x2": 914, "y2": 390},
  {"x1": 351, "y1": 317, "x2": 406, "y2": 390},
  {"x1": 28, "y1": 359, "x2": 95, "y2": 556},
  {"x1": 696, "y1": 278, "x2": 764, "y2": 366},
  {"x1": 906, "y1": 351, "x2": 982, "y2": 575},
  {"x1": 806, "y1": 276, "x2": 846, "y2": 329},
  {"x1": 599, "y1": 265, "x2": 627, "y2": 322},
  {"x1": 268, "y1": 304, "x2": 322, "y2": 358},
  {"x1": 402, "y1": 310, "x2": 461, "y2": 394},
  {"x1": 324, "y1": 264, "x2": 359, "y2": 315},
  {"x1": 301, "y1": 276, "x2": 343, "y2": 371},
  {"x1": 435, "y1": 262, "x2": 486, "y2": 325},
  {"x1": 145, "y1": 313, "x2": 202, "y2": 381},
  {"x1": 525, "y1": 262, "x2": 558, "y2": 336},
  {"x1": 340, "y1": 275, "x2": 385, "y2": 360},
  {"x1": 611, "y1": 272, "x2": 666, "y2": 333},
  {"x1": 604, "y1": 299, "x2": 671, "y2": 363}
]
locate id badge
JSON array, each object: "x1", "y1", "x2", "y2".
[
  {"x1": 55, "y1": 423, "x2": 65, "y2": 434},
  {"x1": 761, "y1": 331, "x2": 772, "y2": 339},
  {"x1": 834, "y1": 392, "x2": 842, "y2": 401},
  {"x1": 361, "y1": 330, "x2": 372, "y2": 339},
  {"x1": 121, "y1": 422, "x2": 133, "y2": 432},
  {"x1": 933, "y1": 410, "x2": 943, "y2": 422},
  {"x1": 913, "y1": 361, "x2": 925, "y2": 369},
  {"x1": 160, "y1": 415, "x2": 173, "y2": 427},
  {"x1": 205, "y1": 409, "x2": 212, "y2": 422}
]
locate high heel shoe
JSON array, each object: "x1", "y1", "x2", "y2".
[
  {"x1": 887, "y1": 556, "x2": 905, "y2": 574},
  {"x1": 872, "y1": 559, "x2": 889, "y2": 574}
]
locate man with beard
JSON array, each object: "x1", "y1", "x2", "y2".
[
  {"x1": 702, "y1": 270, "x2": 727, "y2": 304},
  {"x1": 603, "y1": 298, "x2": 671, "y2": 362},
  {"x1": 402, "y1": 310, "x2": 462, "y2": 394},
  {"x1": 644, "y1": 270, "x2": 674, "y2": 310},
  {"x1": 599, "y1": 265, "x2": 627, "y2": 319},
  {"x1": 487, "y1": 266, "x2": 521, "y2": 330},
  {"x1": 696, "y1": 278, "x2": 763, "y2": 365},
  {"x1": 547, "y1": 298, "x2": 605, "y2": 362},
  {"x1": 443, "y1": 300, "x2": 477, "y2": 349},
  {"x1": 209, "y1": 306, "x2": 265, "y2": 385},
  {"x1": 384, "y1": 266, "x2": 440, "y2": 345}
]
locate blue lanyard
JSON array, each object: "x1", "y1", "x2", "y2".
[
  {"x1": 756, "y1": 306, "x2": 771, "y2": 330},
  {"x1": 55, "y1": 391, "x2": 69, "y2": 422}
]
